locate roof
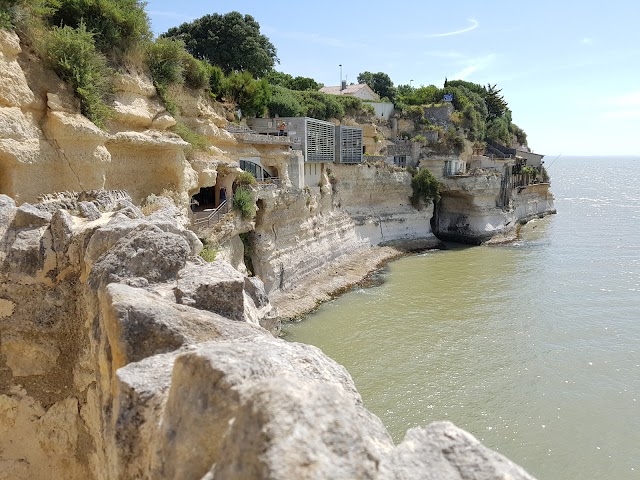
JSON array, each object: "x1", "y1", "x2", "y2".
[{"x1": 319, "y1": 84, "x2": 380, "y2": 100}]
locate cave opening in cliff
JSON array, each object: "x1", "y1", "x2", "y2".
[{"x1": 191, "y1": 186, "x2": 216, "y2": 211}]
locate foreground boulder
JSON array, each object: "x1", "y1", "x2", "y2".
[{"x1": 0, "y1": 192, "x2": 537, "y2": 479}]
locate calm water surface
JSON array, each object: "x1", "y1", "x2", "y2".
[{"x1": 284, "y1": 157, "x2": 640, "y2": 480}]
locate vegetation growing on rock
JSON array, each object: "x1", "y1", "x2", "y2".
[
  {"x1": 410, "y1": 168, "x2": 440, "y2": 208},
  {"x1": 40, "y1": 22, "x2": 113, "y2": 127},
  {"x1": 233, "y1": 187, "x2": 256, "y2": 219}
]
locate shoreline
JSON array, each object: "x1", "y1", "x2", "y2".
[
  {"x1": 269, "y1": 238, "x2": 443, "y2": 324},
  {"x1": 267, "y1": 213, "x2": 557, "y2": 326}
]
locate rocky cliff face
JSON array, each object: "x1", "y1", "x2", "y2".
[
  {"x1": 436, "y1": 175, "x2": 556, "y2": 244},
  {"x1": 0, "y1": 28, "x2": 546, "y2": 479},
  {"x1": 249, "y1": 163, "x2": 440, "y2": 294},
  {"x1": 0, "y1": 193, "x2": 537, "y2": 480},
  {"x1": 0, "y1": 30, "x2": 288, "y2": 208}
]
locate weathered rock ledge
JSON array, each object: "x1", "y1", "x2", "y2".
[
  {"x1": 436, "y1": 177, "x2": 556, "y2": 245},
  {"x1": 0, "y1": 193, "x2": 537, "y2": 479}
]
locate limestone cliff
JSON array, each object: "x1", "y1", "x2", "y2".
[
  {"x1": 0, "y1": 27, "x2": 547, "y2": 479},
  {"x1": 436, "y1": 175, "x2": 555, "y2": 244},
  {"x1": 249, "y1": 163, "x2": 440, "y2": 294},
  {"x1": 0, "y1": 194, "x2": 537, "y2": 480},
  {"x1": 0, "y1": 30, "x2": 284, "y2": 209}
]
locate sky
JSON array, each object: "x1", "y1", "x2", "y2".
[{"x1": 146, "y1": 0, "x2": 640, "y2": 156}]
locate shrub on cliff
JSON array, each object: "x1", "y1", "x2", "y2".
[
  {"x1": 236, "y1": 171, "x2": 257, "y2": 186},
  {"x1": 233, "y1": 186, "x2": 256, "y2": 219},
  {"x1": 207, "y1": 64, "x2": 224, "y2": 98},
  {"x1": 172, "y1": 122, "x2": 210, "y2": 151},
  {"x1": 267, "y1": 85, "x2": 305, "y2": 117},
  {"x1": 41, "y1": 22, "x2": 112, "y2": 127},
  {"x1": 223, "y1": 71, "x2": 271, "y2": 118},
  {"x1": 182, "y1": 55, "x2": 211, "y2": 90},
  {"x1": 146, "y1": 37, "x2": 185, "y2": 88},
  {"x1": 0, "y1": 0, "x2": 22, "y2": 29},
  {"x1": 42, "y1": 0, "x2": 151, "y2": 55},
  {"x1": 0, "y1": 11, "x2": 12, "y2": 29},
  {"x1": 410, "y1": 168, "x2": 440, "y2": 208},
  {"x1": 198, "y1": 242, "x2": 217, "y2": 262}
]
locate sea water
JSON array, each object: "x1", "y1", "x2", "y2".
[{"x1": 284, "y1": 157, "x2": 640, "y2": 480}]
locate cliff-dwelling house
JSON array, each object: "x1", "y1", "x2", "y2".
[{"x1": 246, "y1": 117, "x2": 364, "y2": 187}]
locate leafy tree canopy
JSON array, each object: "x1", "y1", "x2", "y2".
[
  {"x1": 484, "y1": 83, "x2": 508, "y2": 120},
  {"x1": 162, "y1": 11, "x2": 278, "y2": 77},
  {"x1": 267, "y1": 86, "x2": 371, "y2": 121},
  {"x1": 265, "y1": 70, "x2": 323, "y2": 91},
  {"x1": 395, "y1": 78, "x2": 522, "y2": 146},
  {"x1": 357, "y1": 71, "x2": 397, "y2": 102}
]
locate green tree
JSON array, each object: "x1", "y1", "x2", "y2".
[
  {"x1": 410, "y1": 168, "x2": 440, "y2": 208},
  {"x1": 162, "y1": 11, "x2": 278, "y2": 77},
  {"x1": 486, "y1": 116, "x2": 510, "y2": 145},
  {"x1": 398, "y1": 84, "x2": 442, "y2": 106},
  {"x1": 265, "y1": 71, "x2": 322, "y2": 91},
  {"x1": 357, "y1": 71, "x2": 396, "y2": 102},
  {"x1": 509, "y1": 122, "x2": 528, "y2": 146},
  {"x1": 485, "y1": 84, "x2": 508, "y2": 120},
  {"x1": 267, "y1": 85, "x2": 305, "y2": 117},
  {"x1": 289, "y1": 75, "x2": 322, "y2": 91},
  {"x1": 357, "y1": 71, "x2": 373, "y2": 87},
  {"x1": 265, "y1": 70, "x2": 294, "y2": 88},
  {"x1": 223, "y1": 71, "x2": 271, "y2": 117}
]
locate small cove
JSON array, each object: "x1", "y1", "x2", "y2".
[{"x1": 284, "y1": 157, "x2": 640, "y2": 480}]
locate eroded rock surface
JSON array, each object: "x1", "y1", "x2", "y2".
[
  {"x1": 0, "y1": 28, "x2": 539, "y2": 480},
  {"x1": 0, "y1": 193, "x2": 537, "y2": 479}
]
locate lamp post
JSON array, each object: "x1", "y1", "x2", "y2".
[{"x1": 339, "y1": 64, "x2": 342, "y2": 87}]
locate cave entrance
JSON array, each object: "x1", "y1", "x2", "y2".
[{"x1": 191, "y1": 186, "x2": 216, "y2": 212}]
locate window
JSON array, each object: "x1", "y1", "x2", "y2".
[{"x1": 394, "y1": 156, "x2": 407, "y2": 167}]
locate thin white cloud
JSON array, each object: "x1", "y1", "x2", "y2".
[
  {"x1": 581, "y1": 37, "x2": 593, "y2": 45},
  {"x1": 601, "y1": 91, "x2": 640, "y2": 120},
  {"x1": 451, "y1": 53, "x2": 497, "y2": 80},
  {"x1": 263, "y1": 27, "x2": 368, "y2": 49},
  {"x1": 602, "y1": 109, "x2": 640, "y2": 120},
  {"x1": 452, "y1": 65, "x2": 478, "y2": 80},
  {"x1": 394, "y1": 19, "x2": 479, "y2": 40},
  {"x1": 610, "y1": 91, "x2": 640, "y2": 106},
  {"x1": 427, "y1": 18, "x2": 479, "y2": 38}
]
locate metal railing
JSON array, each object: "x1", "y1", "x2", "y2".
[
  {"x1": 191, "y1": 199, "x2": 231, "y2": 230},
  {"x1": 224, "y1": 124, "x2": 292, "y2": 145},
  {"x1": 257, "y1": 177, "x2": 281, "y2": 189}
]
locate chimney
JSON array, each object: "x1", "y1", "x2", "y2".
[{"x1": 341, "y1": 80, "x2": 347, "y2": 91}]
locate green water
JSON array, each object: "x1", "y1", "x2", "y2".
[{"x1": 284, "y1": 157, "x2": 640, "y2": 480}]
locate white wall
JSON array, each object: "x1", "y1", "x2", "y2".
[
  {"x1": 363, "y1": 101, "x2": 394, "y2": 120},
  {"x1": 304, "y1": 162, "x2": 323, "y2": 187}
]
